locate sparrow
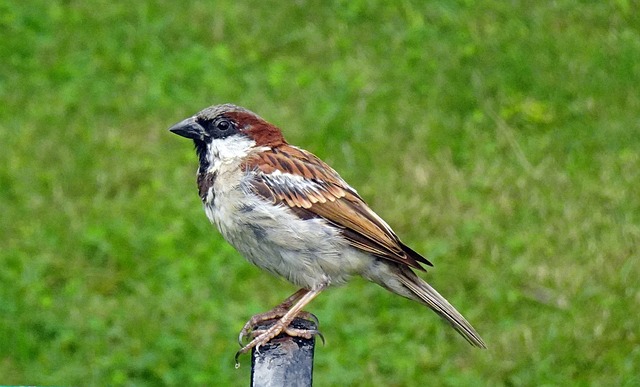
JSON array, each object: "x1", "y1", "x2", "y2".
[{"x1": 169, "y1": 103, "x2": 486, "y2": 361}]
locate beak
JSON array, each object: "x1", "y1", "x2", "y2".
[{"x1": 168, "y1": 117, "x2": 205, "y2": 140}]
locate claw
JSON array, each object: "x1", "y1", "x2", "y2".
[
  {"x1": 315, "y1": 330, "x2": 326, "y2": 346},
  {"x1": 234, "y1": 351, "x2": 241, "y2": 369},
  {"x1": 237, "y1": 331, "x2": 245, "y2": 347},
  {"x1": 296, "y1": 311, "x2": 319, "y2": 327},
  {"x1": 307, "y1": 312, "x2": 319, "y2": 327}
]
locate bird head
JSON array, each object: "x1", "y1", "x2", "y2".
[{"x1": 169, "y1": 103, "x2": 287, "y2": 168}]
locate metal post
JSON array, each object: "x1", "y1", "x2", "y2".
[{"x1": 250, "y1": 317, "x2": 317, "y2": 387}]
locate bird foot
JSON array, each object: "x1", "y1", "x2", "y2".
[
  {"x1": 235, "y1": 315, "x2": 322, "y2": 368},
  {"x1": 238, "y1": 309, "x2": 318, "y2": 345},
  {"x1": 234, "y1": 285, "x2": 327, "y2": 368}
]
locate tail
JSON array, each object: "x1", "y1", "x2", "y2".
[{"x1": 397, "y1": 267, "x2": 487, "y2": 348}]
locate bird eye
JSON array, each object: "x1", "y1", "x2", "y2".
[
  {"x1": 216, "y1": 119, "x2": 231, "y2": 131},
  {"x1": 202, "y1": 117, "x2": 237, "y2": 139}
]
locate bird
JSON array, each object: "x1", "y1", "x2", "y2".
[{"x1": 168, "y1": 103, "x2": 486, "y2": 361}]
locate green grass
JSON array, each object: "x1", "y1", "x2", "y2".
[{"x1": 1, "y1": 0, "x2": 639, "y2": 385}]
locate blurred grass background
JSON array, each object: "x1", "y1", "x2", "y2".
[{"x1": 1, "y1": 0, "x2": 639, "y2": 385}]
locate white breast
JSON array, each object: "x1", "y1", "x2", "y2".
[{"x1": 201, "y1": 152, "x2": 370, "y2": 289}]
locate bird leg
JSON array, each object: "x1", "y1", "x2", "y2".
[{"x1": 235, "y1": 283, "x2": 327, "y2": 365}]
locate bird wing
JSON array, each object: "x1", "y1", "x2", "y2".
[{"x1": 242, "y1": 145, "x2": 432, "y2": 270}]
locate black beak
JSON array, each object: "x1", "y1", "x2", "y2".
[{"x1": 168, "y1": 117, "x2": 205, "y2": 140}]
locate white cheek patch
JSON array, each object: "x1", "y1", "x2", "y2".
[
  {"x1": 206, "y1": 136, "x2": 258, "y2": 171},
  {"x1": 207, "y1": 136, "x2": 256, "y2": 164}
]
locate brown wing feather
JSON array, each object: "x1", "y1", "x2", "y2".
[{"x1": 243, "y1": 146, "x2": 432, "y2": 270}]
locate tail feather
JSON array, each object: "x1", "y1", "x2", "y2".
[{"x1": 397, "y1": 269, "x2": 487, "y2": 348}]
